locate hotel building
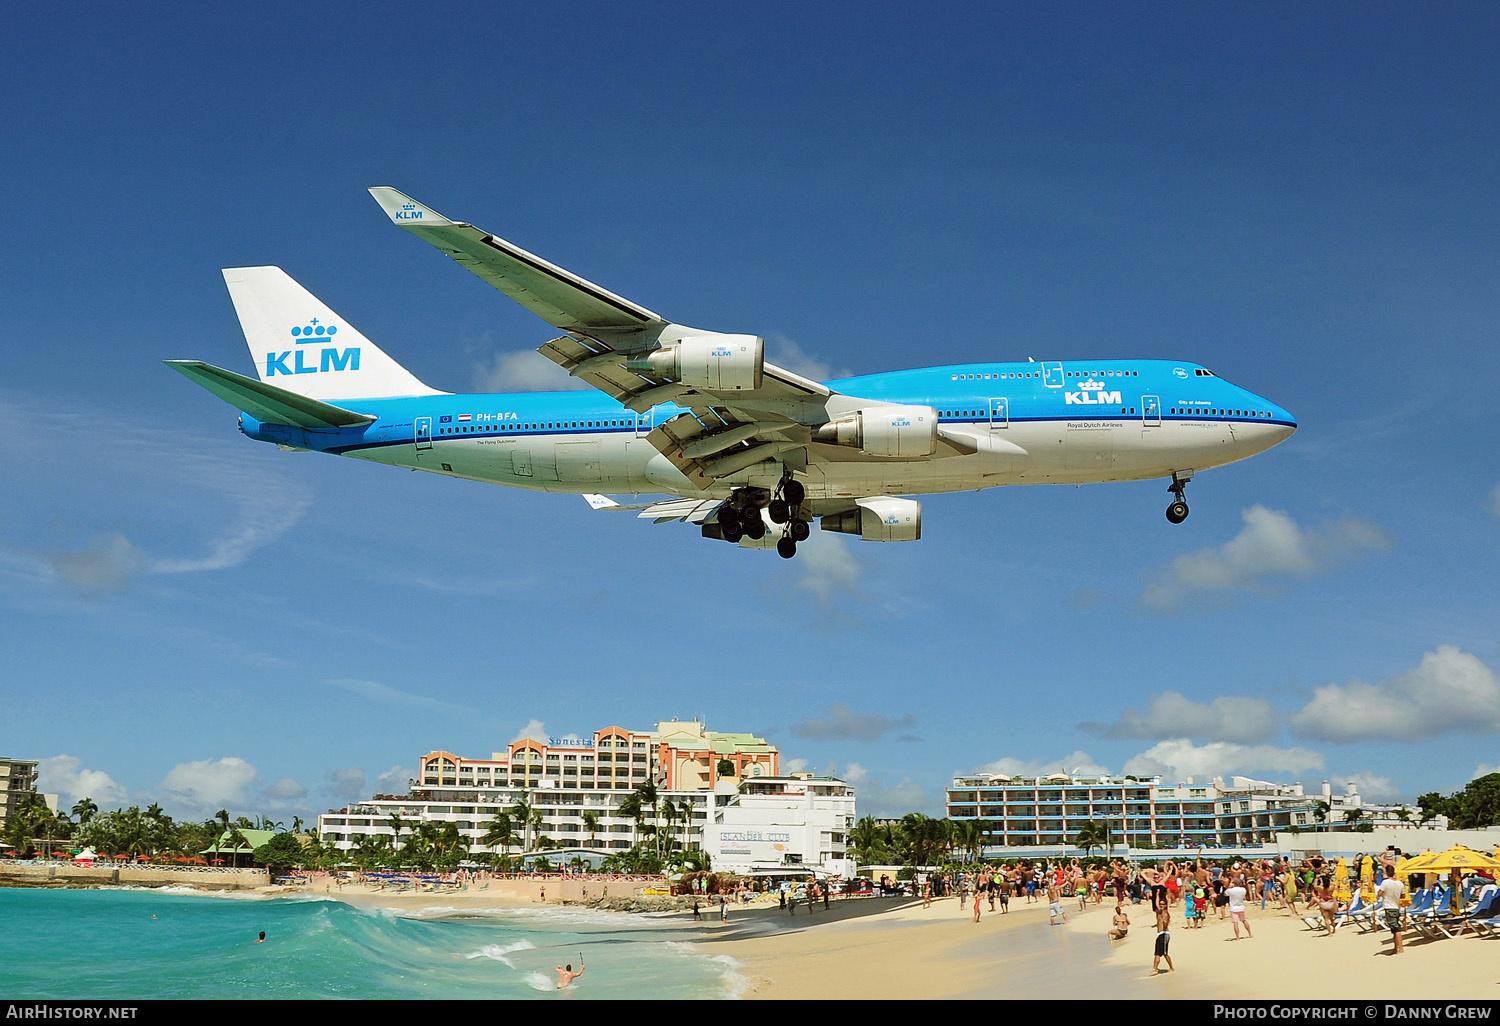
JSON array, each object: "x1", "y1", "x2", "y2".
[
  {"x1": 0, "y1": 758, "x2": 40, "y2": 830},
  {"x1": 946, "y1": 773, "x2": 1418, "y2": 849},
  {"x1": 701, "y1": 774, "x2": 857, "y2": 878},
  {"x1": 318, "y1": 720, "x2": 780, "y2": 856}
]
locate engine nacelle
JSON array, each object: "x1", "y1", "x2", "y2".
[
  {"x1": 820, "y1": 497, "x2": 922, "y2": 542},
  {"x1": 811, "y1": 405, "x2": 937, "y2": 457},
  {"x1": 628, "y1": 334, "x2": 764, "y2": 391}
]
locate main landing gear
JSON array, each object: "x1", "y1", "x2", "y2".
[
  {"x1": 772, "y1": 477, "x2": 809, "y2": 559},
  {"x1": 711, "y1": 477, "x2": 810, "y2": 556},
  {"x1": 1165, "y1": 472, "x2": 1192, "y2": 524}
]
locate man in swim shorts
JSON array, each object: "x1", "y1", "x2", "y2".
[
  {"x1": 556, "y1": 959, "x2": 585, "y2": 989},
  {"x1": 1150, "y1": 903, "x2": 1173, "y2": 975},
  {"x1": 1047, "y1": 880, "x2": 1069, "y2": 925}
]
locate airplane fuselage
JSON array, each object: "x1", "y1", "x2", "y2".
[{"x1": 238, "y1": 358, "x2": 1295, "y2": 507}]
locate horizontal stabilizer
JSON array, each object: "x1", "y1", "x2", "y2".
[{"x1": 165, "y1": 361, "x2": 376, "y2": 429}]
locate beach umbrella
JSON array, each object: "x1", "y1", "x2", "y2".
[
  {"x1": 1396, "y1": 847, "x2": 1500, "y2": 914},
  {"x1": 1333, "y1": 858, "x2": 1351, "y2": 903},
  {"x1": 1359, "y1": 856, "x2": 1376, "y2": 902}
]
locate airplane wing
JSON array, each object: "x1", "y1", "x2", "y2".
[
  {"x1": 369, "y1": 187, "x2": 665, "y2": 347},
  {"x1": 371, "y1": 188, "x2": 834, "y2": 490}
]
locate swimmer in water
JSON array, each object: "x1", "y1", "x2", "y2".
[{"x1": 555, "y1": 958, "x2": 585, "y2": 989}]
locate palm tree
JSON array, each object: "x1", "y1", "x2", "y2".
[
  {"x1": 1073, "y1": 820, "x2": 1107, "y2": 858},
  {"x1": 1342, "y1": 808, "x2": 1365, "y2": 830},
  {"x1": 72, "y1": 797, "x2": 98, "y2": 829},
  {"x1": 1312, "y1": 801, "x2": 1330, "y2": 832},
  {"x1": 580, "y1": 810, "x2": 600, "y2": 850},
  {"x1": 508, "y1": 791, "x2": 534, "y2": 852},
  {"x1": 616, "y1": 791, "x2": 644, "y2": 848},
  {"x1": 482, "y1": 812, "x2": 516, "y2": 858},
  {"x1": 634, "y1": 782, "x2": 659, "y2": 856}
]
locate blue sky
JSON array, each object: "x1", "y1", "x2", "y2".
[{"x1": 4, "y1": 3, "x2": 1498, "y2": 824}]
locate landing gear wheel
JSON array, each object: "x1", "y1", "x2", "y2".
[
  {"x1": 1166, "y1": 500, "x2": 1189, "y2": 524},
  {"x1": 783, "y1": 480, "x2": 805, "y2": 506},
  {"x1": 789, "y1": 518, "x2": 811, "y2": 543},
  {"x1": 777, "y1": 537, "x2": 797, "y2": 559},
  {"x1": 768, "y1": 498, "x2": 790, "y2": 524},
  {"x1": 743, "y1": 513, "x2": 766, "y2": 540},
  {"x1": 718, "y1": 507, "x2": 742, "y2": 535},
  {"x1": 1164, "y1": 473, "x2": 1192, "y2": 525},
  {"x1": 722, "y1": 523, "x2": 744, "y2": 543}
]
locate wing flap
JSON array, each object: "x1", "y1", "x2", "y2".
[{"x1": 165, "y1": 361, "x2": 376, "y2": 429}]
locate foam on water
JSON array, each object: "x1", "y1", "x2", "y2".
[{"x1": 1, "y1": 887, "x2": 734, "y2": 999}]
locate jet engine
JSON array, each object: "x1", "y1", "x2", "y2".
[
  {"x1": 811, "y1": 406, "x2": 937, "y2": 457},
  {"x1": 820, "y1": 497, "x2": 922, "y2": 542},
  {"x1": 626, "y1": 334, "x2": 764, "y2": 391}
]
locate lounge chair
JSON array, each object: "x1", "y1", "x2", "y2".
[{"x1": 1420, "y1": 890, "x2": 1500, "y2": 939}]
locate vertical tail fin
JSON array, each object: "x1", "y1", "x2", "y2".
[{"x1": 222, "y1": 267, "x2": 442, "y2": 400}]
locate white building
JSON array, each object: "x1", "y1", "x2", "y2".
[{"x1": 701, "y1": 775, "x2": 857, "y2": 880}]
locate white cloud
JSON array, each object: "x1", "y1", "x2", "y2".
[
  {"x1": 973, "y1": 751, "x2": 1112, "y2": 778},
  {"x1": 325, "y1": 678, "x2": 471, "y2": 714},
  {"x1": 791, "y1": 704, "x2": 918, "y2": 742},
  {"x1": 375, "y1": 765, "x2": 416, "y2": 795},
  {"x1": 782, "y1": 758, "x2": 810, "y2": 775},
  {"x1": 326, "y1": 767, "x2": 367, "y2": 803},
  {"x1": 764, "y1": 333, "x2": 850, "y2": 383},
  {"x1": 1337, "y1": 772, "x2": 1399, "y2": 800},
  {"x1": 837, "y1": 762, "x2": 936, "y2": 818},
  {"x1": 37, "y1": 755, "x2": 126, "y2": 808},
  {"x1": 510, "y1": 719, "x2": 548, "y2": 744},
  {"x1": 1139, "y1": 506, "x2": 1390, "y2": 612},
  {"x1": 37, "y1": 535, "x2": 147, "y2": 595},
  {"x1": 1475, "y1": 764, "x2": 1499, "y2": 780},
  {"x1": 474, "y1": 350, "x2": 590, "y2": 392},
  {"x1": 0, "y1": 396, "x2": 312, "y2": 595},
  {"x1": 1103, "y1": 691, "x2": 1279, "y2": 744},
  {"x1": 1287, "y1": 645, "x2": 1500, "y2": 741},
  {"x1": 262, "y1": 778, "x2": 307, "y2": 801},
  {"x1": 1122, "y1": 738, "x2": 1324, "y2": 781},
  {"x1": 795, "y1": 531, "x2": 863, "y2": 607},
  {"x1": 160, "y1": 757, "x2": 259, "y2": 814}
]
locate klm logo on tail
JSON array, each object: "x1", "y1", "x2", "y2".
[
  {"x1": 1065, "y1": 379, "x2": 1122, "y2": 405},
  {"x1": 394, "y1": 202, "x2": 424, "y2": 221},
  {"x1": 266, "y1": 319, "x2": 361, "y2": 377}
]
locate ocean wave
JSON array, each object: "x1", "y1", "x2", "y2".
[
  {"x1": 523, "y1": 971, "x2": 555, "y2": 992},
  {"x1": 466, "y1": 939, "x2": 538, "y2": 968}
]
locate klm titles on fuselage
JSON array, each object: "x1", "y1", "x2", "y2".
[{"x1": 1065, "y1": 380, "x2": 1123, "y2": 405}]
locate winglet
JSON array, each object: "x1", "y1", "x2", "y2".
[
  {"x1": 368, "y1": 187, "x2": 456, "y2": 228},
  {"x1": 584, "y1": 494, "x2": 620, "y2": 510}
]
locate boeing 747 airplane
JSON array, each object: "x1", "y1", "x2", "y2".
[{"x1": 168, "y1": 188, "x2": 1296, "y2": 558}]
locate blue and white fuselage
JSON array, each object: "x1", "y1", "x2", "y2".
[
  {"x1": 170, "y1": 189, "x2": 1295, "y2": 556},
  {"x1": 237, "y1": 360, "x2": 1293, "y2": 498}
]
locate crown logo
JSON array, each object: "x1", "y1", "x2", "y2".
[
  {"x1": 1079, "y1": 379, "x2": 1105, "y2": 391},
  {"x1": 402, "y1": 202, "x2": 416, "y2": 211},
  {"x1": 290, "y1": 317, "x2": 339, "y2": 344}
]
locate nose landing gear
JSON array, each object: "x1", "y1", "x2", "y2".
[{"x1": 1165, "y1": 472, "x2": 1192, "y2": 524}]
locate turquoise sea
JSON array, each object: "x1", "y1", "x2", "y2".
[{"x1": 1, "y1": 887, "x2": 741, "y2": 1000}]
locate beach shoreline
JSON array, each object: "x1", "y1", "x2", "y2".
[{"x1": 14, "y1": 873, "x2": 1496, "y2": 1000}]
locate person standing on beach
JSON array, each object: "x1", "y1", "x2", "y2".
[
  {"x1": 1149, "y1": 902, "x2": 1173, "y2": 976},
  {"x1": 1226, "y1": 875, "x2": 1252, "y2": 939},
  {"x1": 1377, "y1": 864, "x2": 1406, "y2": 954},
  {"x1": 1047, "y1": 880, "x2": 1069, "y2": 925}
]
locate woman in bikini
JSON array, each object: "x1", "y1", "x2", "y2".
[
  {"x1": 1108, "y1": 903, "x2": 1131, "y2": 941},
  {"x1": 1316, "y1": 875, "x2": 1340, "y2": 935}
]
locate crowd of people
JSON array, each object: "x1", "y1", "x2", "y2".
[{"x1": 914, "y1": 848, "x2": 1498, "y2": 971}]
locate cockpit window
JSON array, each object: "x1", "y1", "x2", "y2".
[{"x1": 1194, "y1": 368, "x2": 1217, "y2": 377}]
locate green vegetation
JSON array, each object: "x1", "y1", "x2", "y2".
[{"x1": 1417, "y1": 773, "x2": 1500, "y2": 830}]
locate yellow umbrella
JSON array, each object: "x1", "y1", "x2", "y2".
[
  {"x1": 1333, "y1": 857, "x2": 1351, "y2": 903},
  {"x1": 1395, "y1": 847, "x2": 1500, "y2": 914},
  {"x1": 1359, "y1": 855, "x2": 1376, "y2": 902}
]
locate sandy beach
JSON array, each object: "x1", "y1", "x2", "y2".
[
  {"x1": 707, "y1": 891, "x2": 1500, "y2": 1000},
  {"x1": 298, "y1": 877, "x2": 1500, "y2": 1000}
]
